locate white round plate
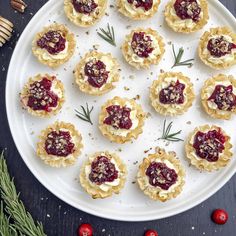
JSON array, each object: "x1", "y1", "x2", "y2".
[{"x1": 6, "y1": 0, "x2": 236, "y2": 221}]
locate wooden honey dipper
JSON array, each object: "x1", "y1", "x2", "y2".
[{"x1": 0, "y1": 16, "x2": 13, "y2": 47}]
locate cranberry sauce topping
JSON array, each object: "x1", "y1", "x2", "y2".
[
  {"x1": 84, "y1": 59, "x2": 109, "y2": 88},
  {"x1": 207, "y1": 36, "x2": 236, "y2": 57},
  {"x1": 45, "y1": 130, "x2": 75, "y2": 157},
  {"x1": 103, "y1": 105, "x2": 133, "y2": 130},
  {"x1": 127, "y1": 0, "x2": 153, "y2": 11},
  {"x1": 193, "y1": 129, "x2": 226, "y2": 162},
  {"x1": 174, "y1": 0, "x2": 201, "y2": 22},
  {"x1": 72, "y1": 0, "x2": 98, "y2": 14},
  {"x1": 159, "y1": 80, "x2": 185, "y2": 104},
  {"x1": 89, "y1": 156, "x2": 118, "y2": 185},
  {"x1": 27, "y1": 77, "x2": 58, "y2": 112},
  {"x1": 208, "y1": 85, "x2": 236, "y2": 111},
  {"x1": 131, "y1": 32, "x2": 154, "y2": 58},
  {"x1": 37, "y1": 30, "x2": 66, "y2": 55},
  {"x1": 145, "y1": 162, "x2": 178, "y2": 190}
]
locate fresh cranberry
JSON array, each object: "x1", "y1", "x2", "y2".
[
  {"x1": 72, "y1": 0, "x2": 98, "y2": 14},
  {"x1": 27, "y1": 77, "x2": 58, "y2": 112},
  {"x1": 131, "y1": 32, "x2": 154, "y2": 58},
  {"x1": 89, "y1": 156, "x2": 118, "y2": 185},
  {"x1": 37, "y1": 30, "x2": 66, "y2": 55},
  {"x1": 103, "y1": 105, "x2": 133, "y2": 130},
  {"x1": 77, "y1": 223, "x2": 93, "y2": 236},
  {"x1": 212, "y1": 209, "x2": 228, "y2": 225},
  {"x1": 145, "y1": 162, "x2": 178, "y2": 190},
  {"x1": 145, "y1": 230, "x2": 158, "y2": 236},
  {"x1": 208, "y1": 85, "x2": 236, "y2": 111},
  {"x1": 207, "y1": 36, "x2": 236, "y2": 57},
  {"x1": 127, "y1": 0, "x2": 153, "y2": 11},
  {"x1": 84, "y1": 59, "x2": 109, "y2": 88},
  {"x1": 159, "y1": 80, "x2": 185, "y2": 104},
  {"x1": 45, "y1": 130, "x2": 75, "y2": 157},
  {"x1": 174, "y1": 0, "x2": 201, "y2": 22},
  {"x1": 193, "y1": 130, "x2": 226, "y2": 162}
]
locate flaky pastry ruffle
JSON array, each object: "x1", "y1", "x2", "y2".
[
  {"x1": 20, "y1": 74, "x2": 65, "y2": 118},
  {"x1": 185, "y1": 125, "x2": 233, "y2": 172},
  {"x1": 80, "y1": 151, "x2": 127, "y2": 199},
  {"x1": 99, "y1": 96, "x2": 145, "y2": 144},
  {"x1": 137, "y1": 147, "x2": 185, "y2": 202},
  {"x1": 64, "y1": 0, "x2": 107, "y2": 27},
  {"x1": 201, "y1": 74, "x2": 236, "y2": 120},
  {"x1": 150, "y1": 72, "x2": 195, "y2": 116},
  {"x1": 164, "y1": 0, "x2": 209, "y2": 33},
  {"x1": 116, "y1": 0, "x2": 160, "y2": 20},
  {"x1": 198, "y1": 27, "x2": 236, "y2": 70},
  {"x1": 74, "y1": 51, "x2": 120, "y2": 96},
  {"x1": 122, "y1": 28, "x2": 165, "y2": 70},
  {"x1": 37, "y1": 121, "x2": 83, "y2": 167},
  {"x1": 32, "y1": 23, "x2": 76, "y2": 68}
]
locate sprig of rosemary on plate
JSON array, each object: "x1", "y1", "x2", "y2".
[
  {"x1": 0, "y1": 151, "x2": 46, "y2": 236},
  {"x1": 158, "y1": 119, "x2": 183, "y2": 142},
  {"x1": 171, "y1": 45, "x2": 194, "y2": 68},
  {"x1": 97, "y1": 23, "x2": 116, "y2": 46},
  {"x1": 75, "y1": 103, "x2": 94, "y2": 125}
]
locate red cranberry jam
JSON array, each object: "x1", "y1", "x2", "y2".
[
  {"x1": 207, "y1": 36, "x2": 236, "y2": 57},
  {"x1": 27, "y1": 77, "x2": 58, "y2": 112},
  {"x1": 131, "y1": 32, "x2": 154, "y2": 58},
  {"x1": 84, "y1": 59, "x2": 109, "y2": 88},
  {"x1": 45, "y1": 130, "x2": 75, "y2": 157},
  {"x1": 127, "y1": 0, "x2": 153, "y2": 11},
  {"x1": 103, "y1": 105, "x2": 133, "y2": 130},
  {"x1": 208, "y1": 85, "x2": 236, "y2": 111},
  {"x1": 89, "y1": 156, "x2": 118, "y2": 185},
  {"x1": 37, "y1": 31, "x2": 66, "y2": 55},
  {"x1": 193, "y1": 129, "x2": 226, "y2": 162},
  {"x1": 174, "y1": 0, "x2": 201, "y2": 22},
  {"x1": 159, "y1": 80, "x2": 185, "y2": 104},
  {"x1": 146, "y1": 162, "x2": 178, "y2": 190},
  {"x1": 72, "y1": 0, "x2": 98, "y2": 14}
]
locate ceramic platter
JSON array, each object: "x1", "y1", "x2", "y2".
[{"x1": 6, "y1": 0, "x2": 236, "y2": 221}]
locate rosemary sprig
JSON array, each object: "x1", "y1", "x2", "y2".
[
  {"x1": 75, "y1": 103, "x2": 94, "y2": 125},
  {"x1": 158, "y1": 120, "x2": 183, "y2": 142},
  {"x1": 97, "y1": 23, "x2": 116, "y2": 46},
  {"x1": 0, "y1": 152, "x2": 46, "y2": 236},
  {"x1": 171, "y1": 45, "x2": 194, "y2": 68},
  {"x1": 0, "y1": 201, "x2": 18, "y2": 236}
]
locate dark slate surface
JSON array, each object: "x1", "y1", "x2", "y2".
[{"x1": 0, "y1": 0, "x2": 236, "y2": 235}]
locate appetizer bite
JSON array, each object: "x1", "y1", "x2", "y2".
[
  {"x1": 165, "y1": 0, "x2": 209, "y2": 33},
  {"x1": 20, "y1": 74, "x2": 65, "y2": 118},
  {"x1": 185, "y1": 125, "x2": 233, "y2": 172},
  {"x1": 122, "y1": 28, "x2": 165, "y2": 69},
  {"x1": 64, "y1": 0, "x2": 107, "y2": 27},
  {"x1": 80, "y1": 151, "x2": 127, "y2": 199},
  {"x1": 37, "y1": 122, "x2": 83, "y2": 167},
  {"x1": 150, "y1": 72, "x2": 195, "y2": 116},
  {"x1": 198, "y1": 27, "x2": 236, "y2": 69},
  {"x1": 32, "y1": 23, "x2": 75, "y2": 68},
  {"x1": 137, "y1": 147, "x2": 185, "y2": 202},
  {"x1": 74, "y1": 51, "x2": 120, "y2": 96},
  {"x1": 99, "y1": 96, "x2": 145, "y2": 144}
]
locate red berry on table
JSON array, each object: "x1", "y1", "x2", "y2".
[
  {"x1": 212, "y1": 209, "x2": 228, "y2": 225},
  {"x1": 145, "y1": 229, "x2": 158, "y2": 236},
  {"x1": 77, "y1": 223, "x2": 93, "y2": 236}
]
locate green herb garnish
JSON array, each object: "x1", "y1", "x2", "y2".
[
  {"x1": 171, "y1": 45, "x2": 194, "y2": 68},
  {"x1": 158, "y1": 119, "x2": 183, "y2": 142},
  {"x1": 97, "y1": 23, "x2": 116, "y2": 46},
  {"x1": 75, "y1": 103, "x2": 94, "y2": 125}
]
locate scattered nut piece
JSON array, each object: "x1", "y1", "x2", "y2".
[{"x1": 10, "y1": 0, "x2": 27, "y2": 13}]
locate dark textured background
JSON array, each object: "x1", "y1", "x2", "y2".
[{"x1": 0, "y1": 0, "x2": 236, "y2": 235}]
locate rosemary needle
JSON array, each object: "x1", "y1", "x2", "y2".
[
  {"x1": 75, "y1": 103, "x2": 94, "y2": 125},
  {"x1": 97, "y1": 23, "x2": 116, "y2": 46},
  {"x1": 171, "y1": 45, "x2": 194, "y2": 68}
]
